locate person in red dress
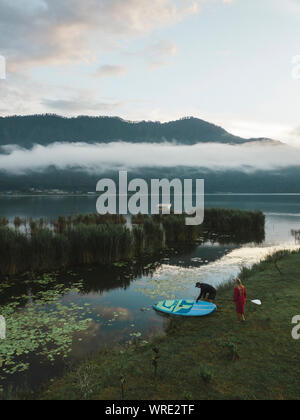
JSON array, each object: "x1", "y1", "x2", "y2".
[{"x1": 234, "y1": 278, "x2": 247, "y2": 322}]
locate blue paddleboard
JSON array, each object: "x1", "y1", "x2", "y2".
[{"x1": 153, "y1": 299, "x2": 216, "y2": 317}]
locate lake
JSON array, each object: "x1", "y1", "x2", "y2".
[{"x1": 0, "y1": 194, "x2": 300, "y2": 393}]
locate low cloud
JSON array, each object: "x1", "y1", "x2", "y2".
[
  {"x1": 0, "y1": 141, "x2": 299, "y2": 175},
  {"x1": 290, "y1": 126, "x2": 300, "y2": 137},
  {"x1": 94, "y1": 65, "x2": 127, "y2": 78},
  {"x1": 42, "y1": 97, "x2": 122, "y2": 112}
]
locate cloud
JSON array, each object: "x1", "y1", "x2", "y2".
[
  {"x1": 94, "y1": 65, "x2": 127, "y2": 78},
  {"x1": 0, "y1": 76, "x2": 124, "y2": 115},
  {"x1": 0, "y1": 72, "x2": 49, "y2": 114},
  {"x1": 122, "y1": 39, "x2": 179, "y2": 69},
  {"x1": 0, "y1": 141, "x2": 299, "y2": 175},
  {"x1": 289, "y1": 126, "x2": 300, "y2": 145},
  {"x1": 146, "y1": 40, "x2": 179, "y2": 69},
  {"x1": 291, "y1": 126, "x2": 300, "y2": 136},
  {"x1": 42, "y1": 98, "x2": 122, "y2": 112},
  {"x1": 0, "y1": 0, "x2": 200, "y2": 70}
]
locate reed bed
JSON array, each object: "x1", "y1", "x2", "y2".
[
  {"x1": 204, "y1": 207, "x2": 265, "y2": 235},
  {"x1": 0, "y1": 224, "x2": 133, "y2": 276},
  {"x1": 0, "y1": 208, "x2": 265, "y2": 276}
]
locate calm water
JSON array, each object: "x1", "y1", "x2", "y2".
[{"x1": 1, "y1": 194, "x2": 300, "y2": 392}]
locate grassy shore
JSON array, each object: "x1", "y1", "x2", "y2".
[{"x1": 40, "y1": 249, "x2": 300, "y2": 401}]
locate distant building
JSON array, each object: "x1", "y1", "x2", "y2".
[{"x1": 157, "y1": 204, "x2": 172, "y2": 213}]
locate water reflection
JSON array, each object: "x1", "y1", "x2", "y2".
[
  {"x1": 291, "y1": 229, "x2": 300, "y2": 244},
  {"x1": 1, "y1": 195, "x2": 300, "y2": 393}
]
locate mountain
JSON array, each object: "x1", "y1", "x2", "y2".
[
  {"x1": 0, "y1": 114, "x2": 293, "y2": 194},
  {"x1": 0, "y1": 115, "x2": 280, "y2": 148}
]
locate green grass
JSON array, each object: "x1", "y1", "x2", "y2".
[{"x1": 40, "y1": 250, "x2": 300, "y2": 401}]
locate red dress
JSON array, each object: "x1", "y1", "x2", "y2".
[{"x1": 234, "y1": 286, "x2": 246, "y2": 315}]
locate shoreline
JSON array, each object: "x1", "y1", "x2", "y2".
[
  {"x1": 36, "y1": 249, "x2": 300, "y2": 401},
  {"x1": 2, "y1": 193, "x2": 300, "y2": 198}
]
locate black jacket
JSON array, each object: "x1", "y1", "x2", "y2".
[{"x1": 197, "y1": 283, "x2": 216, "y2": 300}]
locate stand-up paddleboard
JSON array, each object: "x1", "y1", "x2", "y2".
[{"x1": 153, "y1": 300, "x2": 216, "y2": 317}]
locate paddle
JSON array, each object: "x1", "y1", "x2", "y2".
[
  {"x1": 216, "y1": 298, "x2": 262, "y2": 306},
  {"x1": 250, "y1": 299, "x2": 262, "y2": 306}
]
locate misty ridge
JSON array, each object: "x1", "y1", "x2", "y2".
[
  {"x1": 0, "y1": 140, "x2": 299, "y2": 175},
  {"x1": 0, "y1": 114, "x2": 299, "y2": 193},
  {"x1": 0, "y1": 114, "x2": 296, "y2": 174},
  {"x1": 0, "y1": 114, "x2": 279, "y2": 148}
]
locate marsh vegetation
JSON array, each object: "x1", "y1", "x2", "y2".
[{"x1": 0, "y1": 209, "x2": 265, "y2": 276}]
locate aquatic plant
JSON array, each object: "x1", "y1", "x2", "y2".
[
  {"x1": 0, "y1": 227, "x2": 29, "y2": 276},
  {"x1": 0, "y1": 217, "x2": 9, "y2": 227},
  {"x1": 13, "y1": 217, "x2": 22, "y2": 230},
  {"x1": 162, "y1": 214, "x2": 202, "y2": 244},
  {"x1": 68, "y1": 223, "x2": 133, "y2": 265},
  {"x1": 0, "y1": 276, "x2": 94, "y2": 390},
  {"x1": 143, "y1": 219, "x2": 164, "y2": 254},
  {"x1": 0, "y1": 224, "x2": 133, "y2": 275},
  {"x1": 204, "y1": 208, "x2": 265, "y2": 242},
  {"x1": 72, "y1": 213, "x2": 126, "y2": 227},
  {"x1": 0, "y1": 208, "x2": 265, "y2": 276},
  {"x1": 132, "y1": 226, "x2": 145, "y2": 256},
  {"x1": 131, "y1": 214, "x2": 149, "y2": 225},
  {"x1": 120, "y1": 375, "x2": 126, "y2": 400}
]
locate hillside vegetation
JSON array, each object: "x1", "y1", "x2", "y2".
[{"x1": 0, "y1": 115, "x2": 267, "y2": 148}]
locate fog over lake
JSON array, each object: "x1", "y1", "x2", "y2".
[{"x1": 0, "y1": 141, "x2": 299, "y2": 174}]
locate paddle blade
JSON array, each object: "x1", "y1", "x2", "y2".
[{"x1": 251, "y1": 300, "x2": 262, "y2": 306}]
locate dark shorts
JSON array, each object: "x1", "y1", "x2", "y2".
[{"x1": 201, "y1": 290, "x2": 216, "y2": 301}]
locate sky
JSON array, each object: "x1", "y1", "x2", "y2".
[{"x1": 0, "y1": 0, "x2": 300, "y2": 144}]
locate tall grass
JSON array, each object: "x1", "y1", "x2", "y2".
[
  {"x1": 143, "y1": 219, "x2": 164, "y2": 254},
  {"x1": 161, "y1": 214, "x2": 202, "y2": 245},
  {"x1": 0, "y1": 227, "x2": 29, "y2": 276},
  {"x1": 66, "y1": 224, "x2": 133, "y2": 265},
  {"x1": 0, "y1": 208, "x2": 265, "y2": 276},
  {"x1": 130, "y1": 208, "x2": 264, "y2": 245},
  {"x1": 204, "y1": 208, "x2": 265, "y2": 237},
  {"x1": 50, "y1": 214, "x2": 126, "y2": 234},
  {"x1": 0, "y1": 224, "x2": 133, "y2": 276},
  {"x1": 0, "y1": 217, "x2": 9, "y2": 227}
]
